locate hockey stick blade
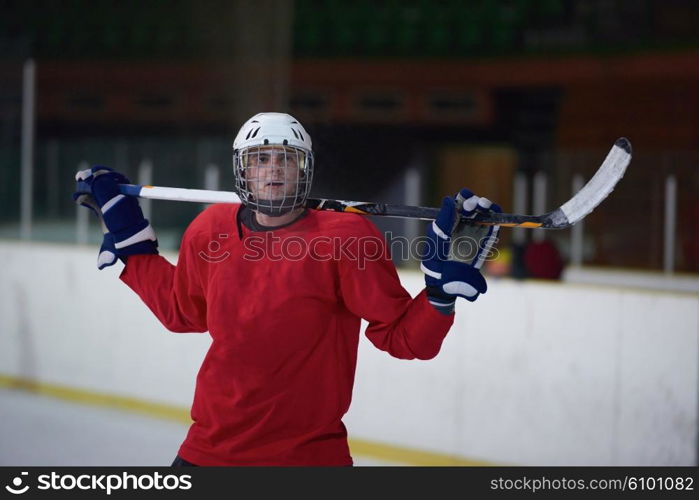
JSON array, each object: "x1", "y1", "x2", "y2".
[
  {"x1": 117, "y1": 138, "x2": 630, "y2": 230},
  {"x1": 473, "y1": 137, "x2": 632, "y2": 228},
  {"x1": 552, "y1": 137, "x2": 631, "y2": 228}
]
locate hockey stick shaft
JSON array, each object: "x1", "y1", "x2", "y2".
[
  {"x1": 117, "y1": 184, "x2": 534, "y2": 227},
  {"x1": 118, "y1": 137, "x2": 631, "y2": 229}
]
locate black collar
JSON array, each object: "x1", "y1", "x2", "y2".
[{"x1": 236, "y1": 205, "x2": 308, "y2": 238}]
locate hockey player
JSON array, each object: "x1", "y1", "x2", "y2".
[{"x1": 73, "y1": 112, "x2": 501, "y2": 466}]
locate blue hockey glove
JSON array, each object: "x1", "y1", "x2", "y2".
[
  {"x1": 421, "y1": 188, "x2": 501, "y2": 313},
  {"x1": 73, "y1": 166, "x2": 158, "y2": 269}
]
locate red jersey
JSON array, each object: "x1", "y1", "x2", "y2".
[{"x1": 120, "y1": 203, "x2": 454, "y2": 465}]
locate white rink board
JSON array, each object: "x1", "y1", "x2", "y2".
[
  {"x1": 0, "y1": 242, "x2": 209, "y2": 407},
  {"x1": 0, "y1": 241, "x2": 697, "y2": 465},
  {"x1": 347, "y1": 277, "x2": 698, "y2": 465}
]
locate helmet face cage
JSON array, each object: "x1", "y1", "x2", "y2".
[{"x1": 233, "y1": 145, "x2": 314, "y2": 216}]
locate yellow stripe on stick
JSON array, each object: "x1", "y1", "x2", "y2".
[{"x1": 344, "y1": 207, "x2": 369, "y2": 214}]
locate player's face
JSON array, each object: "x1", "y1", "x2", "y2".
[{"x1": 243, "y1": 146, "x2": 304, "y2": 200}]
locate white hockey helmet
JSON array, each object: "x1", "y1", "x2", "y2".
[{"x1": 232, "y1": 112, "x2": 314, "y2": 216}]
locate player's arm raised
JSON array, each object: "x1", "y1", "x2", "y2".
[
  {"x1": 74, "y1": 165, "x2": 207, "y2": 333},
  {"x1": 336, "y1": 216, "x2": 455, "y2": 361}
]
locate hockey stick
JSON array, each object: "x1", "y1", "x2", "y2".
[{"x1": 118, "y1": 138, "x2": 631, "y2": 229}]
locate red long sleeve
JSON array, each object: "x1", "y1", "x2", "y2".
[
  {"x1": 120, "y1": 226, "x2": 208, "y2": 333},
  {"x1": 337, "y1": 216, "x2": 454, "y2": 360}
]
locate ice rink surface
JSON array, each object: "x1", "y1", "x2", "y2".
[{"x1": 0, "y1": 388, "x2": 392, "y2": 466}]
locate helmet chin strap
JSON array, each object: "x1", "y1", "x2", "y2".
[
  {"x1": 244, "y1": 191, "x2": 305, "y2": 216},
  {"x1": 252, "y1": 201, "x2": 298, "y2": 217}
]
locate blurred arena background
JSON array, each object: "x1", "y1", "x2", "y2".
[{"x1": 0, "y1": 0, "x2": 697, "y2": 466}]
